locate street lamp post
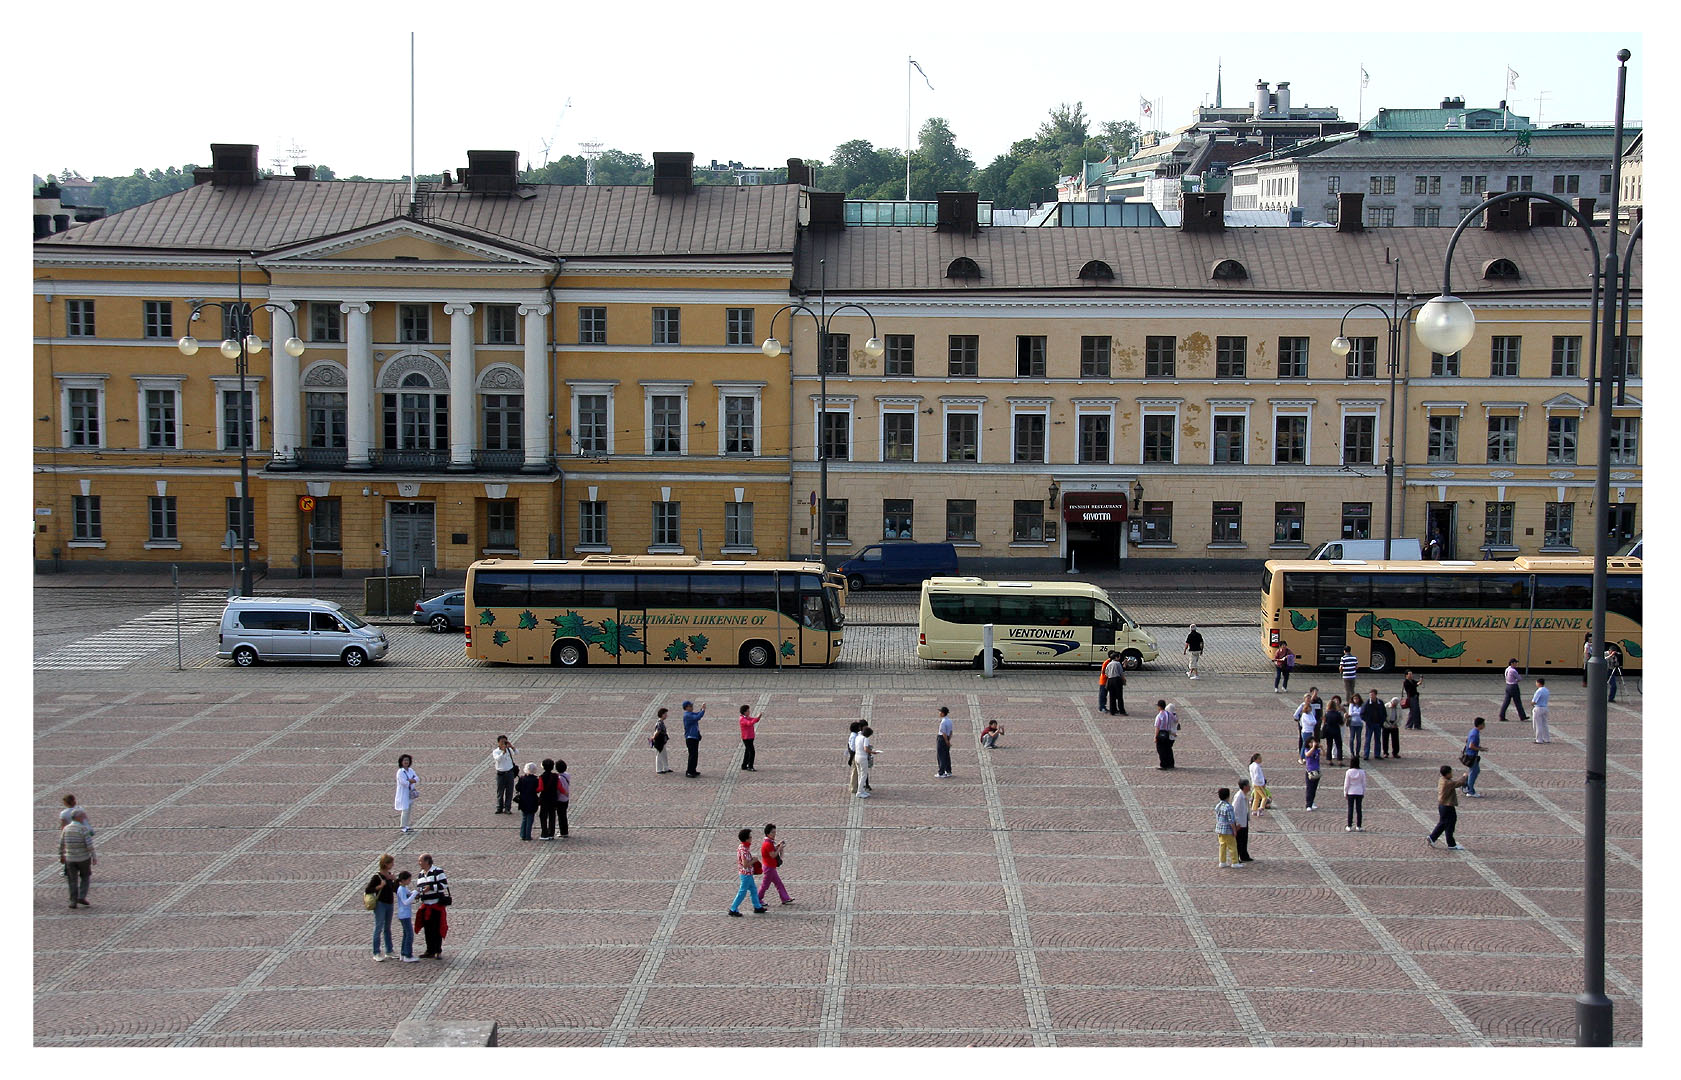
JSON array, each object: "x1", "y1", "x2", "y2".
[
  {"x1": 761, "y1": 258, "x2": 883, "y2": 567},
  {"x1": 1414, "y1": 48, "x2": 1636, "y2": 1048},
  {"x1": 178, "y1": 258, "x2": 305, "y2": 597}
]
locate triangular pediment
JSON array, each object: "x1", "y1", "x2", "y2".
[
  {"x1": 262, "y1": 218, "x2": 551, "y2": 269},
  {"x1": 1542, "y1": 392, "x2": 1590, "y2": 411}
]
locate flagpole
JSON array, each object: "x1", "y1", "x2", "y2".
[
  {"x1": 1358, "y1": 61, "x2": 1364, "y2": 128},
  {"x1": 906, "y1": 56, "x2": 913, "y2": 202}
]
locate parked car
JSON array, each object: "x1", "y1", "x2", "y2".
[
  {"x1": 1306, "y1": 538, "x2": 1423, "y2": 560},
  {"x1": 413, "y1": 590, "x2": 466, "y2": 631},
  {"x1": 837, "y1": 542, "x2": 960, "y2": 591},
  {"x1": 219, "y1": 597, "x2": 389, "y2": 667}
]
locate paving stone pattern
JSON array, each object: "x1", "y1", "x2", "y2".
[{"x1": 35, "y1": 667, "x2": 1642, "y2": 1046}]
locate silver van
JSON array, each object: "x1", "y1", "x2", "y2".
[
  {"x1": 218, "y1": 597, "x2": 389, "y2": 667},
  {"x1": 1307, "y1": 538, "x2": 1423, "y2": 560}
]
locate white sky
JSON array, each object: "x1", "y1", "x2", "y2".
[{"x1": 22, "y1": 3, "x2": 1648, "y2": 182}]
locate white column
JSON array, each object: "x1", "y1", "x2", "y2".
[
  {"x1": 445, "y1": 303, "x2": 477, "y2": 469},
  {"x1": 269, "y1": 301, "x2": 301, "y2": 464},
  {"x1": 520, "y1": 303, "x2": 551, "y2": 470},
  {"x1": 344, "y1": 302, "x2": 374, "y2": 469}
]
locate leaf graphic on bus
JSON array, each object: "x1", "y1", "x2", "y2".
[
  {"x1": 548, "y1": 611, "x2": 601, "y2": 644},
  {"x1": 1375, "y1": 617, "x2": 1468, "y2": 660},
  {"x1": 1619, "y1": 639, "x2": 1642, "y2": 658},
  {"x1": 478, "y1": 608, "x2": 496, "y2": 627},
  {"x1": 1288, "y1": 609, "x2": 1318, "y2": 631},
  {"x1": 1354, "y1": 613, "x2": 1376, "y2": 639},
  {"x1": 686, "y1": 633, "x2": 709, "y2": 655},
  {"x1": 492, "y1": 629, "x2": 510, "y2": 647},
  {"x1": 599, "y1": 618, "x2": 645, "y2": 657},
  {"x1": 663, "y1": 639, "x2": 688, "y2": 662},
  {"x1": 518, "y1": 610, "x2": 538, "y2": 630},
  {"x1": 780, "y1": 639, "x2": 796, "y2": 658}
]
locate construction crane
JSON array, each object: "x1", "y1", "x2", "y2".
[{"x1": 538, "y1": 99, "x2": 572, "y2": 168}]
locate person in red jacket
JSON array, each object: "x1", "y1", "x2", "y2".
[
  {"x1": 757, "y1": 822, "x2": 794, "y2": 905},
  {"x1": 739, "y1": 705, "x2": 762, "y2": 771}
]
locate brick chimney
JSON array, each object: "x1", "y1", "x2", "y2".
[
  {"x1": 652, "y1": 152, "x2": 695, "y2": 196},
  {"x1": 786, "y1": 158, "x2": 813, "y2": 187},
  {"x1": 1483, "y1": 192, "x2": 1529, "y2": 231},
  {"x1": 1336, "y1": 191, "x2": 1365, "y2": 231},
  {"x1": 936, "y1": 191, "x2": 980, "y2": 235},
  {"x1": 1574, "y1": 197, "x2": 1597, "y2": 224}
]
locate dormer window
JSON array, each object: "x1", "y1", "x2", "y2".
[
  {"x1": 946, "y1": 257, "x2": 982, "y2": 281},
  {"x1": 1483, "y1": 258, "x2": 1521, "y2": 281},
  {"x1": 1212, "y1": 259, "x2": 1248, "y2": 281},
  {"x1": 1078, "y1": 260, "x2": 1116, "y2": 282}
]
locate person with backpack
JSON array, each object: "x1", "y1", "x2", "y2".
[
  {"x1": 414, "y1": 853, "x2": 450, "y2": 958},
  {"x1": 757, "y1": 823, "x2": 794, "y2": 906},
  {"x1": 537, "y1": 759, "x2": 562, "y2": 840},
  {"x1": 365, "y1": 853, "x2": 397, "y2": 961},
  {"x1": 514, "y1": 762, "x2": 540, "y2": 841},
  {"x1": 728, "y1": 828, "x2": 766, "y2": 915}
]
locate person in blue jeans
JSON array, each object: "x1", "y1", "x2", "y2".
[
  {"x1": 1360, "y1": 690, "x2": 1386, "y2": 759},
  {"x1": 1346, "y1": 697, "x2": 1364, "y2": 765},
  {"x1": 366, "y1": 855, "x2": 396, "y2": 961},
  {"x1": 728, "y1": 828, "x2": 766, "y2": 915},
  {"x1": 394, "y1": 871, "x2": 419, "y2": 961},
  {"x1": 1272, "y1": 642, "x2": 1295, "y2": 691},
  {"x1": 1463, "y1": 717, "x2": 1487, "y2": 797},
  {"x1": 514, "y1": 762, "x2": 540, "y2": 841}
]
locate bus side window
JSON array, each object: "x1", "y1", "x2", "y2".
[
  {"x1": 1091, "y1": 602, "x2": 1115, "y2": 628},
  {"x1": 1481, "y1": 575, "x2": 1529, "y2": 609},
  {"x1": 472, "y1": 571, "x2": 530, "y2": 608},
  {"x1": 1066, "y1": 597, "x2": 1094, "y2": 626},
  {"x1": 1607, "y1": 576, "x2": 1642, "y2": 623}
]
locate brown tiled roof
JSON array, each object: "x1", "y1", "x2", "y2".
[
  {"x1": 796, "y1": 224, "x2": 1638, "y2": 298},
  {"x1": 37, "y1": 179, "x2": 801, "y2": 258}
]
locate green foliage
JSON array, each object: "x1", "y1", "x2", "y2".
[
  {"x1": 547, "y1": 611, "x2": 602, "y2": 644},
  {"x1": 518, "y1": 610, "x2": 538, "y2": 630},
  {"x1": 1619, "y1": 639, "x2": 1642, "y2": 658},
  {"x1": 663, "y1": 639, "x2": 689, "y2": 662},
  {"x1": 1356, "y1": 614, "x2": 1467, "y2": 659},
  {"x1": 686, "y1": 633, "x2": 710, "y2": 655},
  {"x1": 780, "y1": 640, "x2": 796, "y2": 658},
  {"x1": 478, "y1": 608, "x2": 496, "y2": 626},
  {"x1": 492, "y1": 629, "x2": 510, "y2": 647},
  {"x1": 598, "y1": 618, "x2": 646, "y2": 657},
  {"x1": 1288, "y1": 610, "x2": 1318, "y2": 631}
]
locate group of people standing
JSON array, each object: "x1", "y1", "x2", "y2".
[
  {"x1": 646, "y1": 701, "x2": 763, "y2": 778},
  {"x1": 365, "y1": 852, "x2": 451, "y2": 960}
]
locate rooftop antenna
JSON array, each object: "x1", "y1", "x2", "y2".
[
  {"x1": 408, "y1": 32, "x2": 416, "y2": 209},
  {"x1": 539, "y1": 98, "x2": 572, "y2": 168},
  {"x1": 268, "y1": 139, "x2": 308, "y2": 174},
  {"x1": 579, "y1": 140, "x2": 604, "y2": 185},
  {"x1": 1533, "y1": 89, "x2": 1550, "y2": 127}
]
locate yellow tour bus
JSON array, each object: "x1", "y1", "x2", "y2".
[
  {"x1": 1262, "y1": 556, "x2": 1642, "y2": 674},
  {"x1": 917, "y1": 577, "x2": 1160, "y2": 669},
  {"x1": 464, "y1": 554, "x2": 844, "y2": 668}
]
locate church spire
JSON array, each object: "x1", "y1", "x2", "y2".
[{"x1": 1216, "y1": 59, "x2": 1223, "y2": 108}]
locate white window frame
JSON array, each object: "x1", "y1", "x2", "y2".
[
  {"x1": 716, "y1": 381, "x2": 766, "y2": 458},
  {"x1": 484, "y1": 304, "x2": 520, "y2": 345},
  {"x1": 134, "y1": 376, "x2": 185, "y2": 450},
  {"x1": 643, "y1": 381, "x2": 692, "y2": 456},
  {"x1": 397, "y1": 303, "x2": 431, "y2": 344},
  {"x1": 567, "y1": 380, "x2": 617, "y2": 456},
  {"x1": 1074, "y1": 401, "x2": 1117, "y2": 466},
  {"x1": 1008, "y1": 399, "x2": 1052, "y2": 465},
  {"x1": 877, "y1": 397, "x2": 922, "y2": 464},
  {"x1": 723, "y1": 490, "x2": 756, "y2": 555},
  {"x1": 212, "y1": 376, "x2": 265, "y2": 452},
  {"x1": 1338, "y1": 402, "x2": 1382, "y2": 467},
  {"x1": 58, "y1": 375, "x2": 109, "y2": 449},
  {"x1": 1269, "y1": 401, "x2": 1315, "y2": 466},
  {"x1": 1139, "y1": 399, "x2": 1181, "y2": 465},
  {"x1": 940, "y1": 398, "x2": 985, "y2": 464},
  {"x1": 1207, "y1": 400, "x2": 1252, "y2": 466},
  {"x1": 813, "y1": 395, "x2": 857, "y2": 463}
]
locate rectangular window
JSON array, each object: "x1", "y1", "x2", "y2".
[
  {"x1": 222, "y1": 388, "x2": 256, "y2": 450},
  {"x1": 1274, "y1": 502, "x2": 1304, "y2": 545},
  {"x1": 398, "y1": 304, "x2": 430, "y2": 343},
  {"x1": 1506, "y1": 174, "x2": 1535, "y2": 192},
  {"x1": 578, "y1": 306, "x2": 606, "y2": 345},
  {"x1": 1216, "y1": 336, "x2": 1246, "y2": 379},
  {"x1": 883, "y1": 499, "x2": 913, "y2": 540},
  {"x1": 1414, "y1": 175, "x2": 1441, "y2": 195},
  {"x1": 1142, "y1": 414, "x2": 1176, "y2": 463},
  {"x1": 1013, "y1": 500, "x2": 1045, "y2": 542},
  {"x1": 726, "y1": 501, "x2": 755, "y2": 548},
  {"x1": 1552, "y1": 174, "x2": 1581, "y2": 195},
  {"x1": 485, "y1": 305, "x2": 518, "y2": 344},
  {"x1": 1077, "y1": 414, "x2": 1110, "y2": 464},
  {"x1": 1544, "y1": 502, "x2": 1575, "y2": 548},
  {"x1": 945, "y1": 499, "x2": 976, "y2": 542},
  {"x1": 1413, "y1": 206, "x2": 1441, "y2": 226},
  {"x1": 1327, "y1": 176, "x2": 1341, "y2": 194},
  {"x1": 651, "y1": 395, "x2": 682, "y2": 454},
  {"x1": 882, "y1": 412, "x2": 915, "y2": 461},
  {"x1": 1344, "y1": 337, "x2": 1378, "y2": 379},
  {"x1": 1212, "y1": 501, "x2": 1243, "y2": 545},
  {"x1": 1368, "y1": 175, "x2": 1396, "y2": 195},
  {"x1": 309, "y1": 497, "x2": 342, "y2": 551},
  {"x1": 1139, "y1": 501, "x2": 1172, "y2": 543},
  {"x1": 822, "y1": 499, "x2": 848, "y2": 542},
  {"x1": 1485, "y1": 502, "x2": 1515, "y2": 547},
  {"x1": 1610, "y1": 417, "x2": 1639, "y2": 465},
  {"x1": 822, "y1": 333, "x2": 849, "y2": 375},
  {"x1": 144, "y1": 388, "x2": 177, "y2": 449},
  {"x1": 652, "y1": 307, "x2": 680, "y2": 345},
  {"x1": 143, "y1": 300, "x2": 173, "y2": 339},
  {"x1": 1460, "y1": 174, "x2": 1488, "y2": 195},
  {"x1": 819, "y1": 410, "x2": 850, "y2": 460},
  {"x1": 1366, "y1": 206, "x2": 1397, "y2": 227},
  {"x1": 225, "y1": 497, "x2": 254, "y2": 543},
  {"x1": 1547, "y1": 416, "x2": 1578, "y2": 464},
  {"x1": 1486, "y1": 416, "x2": 1518, "y2": 464},
  {"x1": 1212, "y1": 415, "x2": 1245, "y2": 464},
  {"x1": 1012, "y1": 414, "x2": 1045, "y2": 463},
  {"x1": 1427, "y1": 415, "x2": 1459, "y2": 463},
  {"x1": 307, "y1": 392, "x2": 347, "y2": 449},
  {"x1": 66, "y1": 299, "x2": 95, "y2": 337},
  {"x1": 147, "y1": 495, "x2": 177, "y2": 542},
  {"x1": 948, "y1": 335, "x2": 978, "y2": 376},
  {"x1": 67, "y1": 387, "x2": 101, "y2": 447},
  {"x1": 1274, "y1": 416, "x2": 1307, "y2": 464},
  {"x1": 1432, "y1": 351, "x2": 1461, "y2": 377},
  {"x1": 945, "y1": 413, "x2": 977, "y2": 462},
  {"x1": 1080, "y1": 336, "x2": 1111, "y2": 378},
  {"x1": 483, "y1": 393, "x2": 524, "y2": 451},
  {"x1": 1016, "y1": 336, "x2": 1047, "y2": 378},
  {"x1": 487, "y1": 499, "x2": 518, "y2": 549},
  {"x1": 1551, "y1": 336, "x2": 1581, "y2": 377},
  {"x1": 1601, "y1": 173, "x2": 1613, "y2": 194},
  {"x1": 725, "y1": 308, "x2": 755, "y2": 347},
  {"x1": 72, "y1": 495, "x2": 101, "y2": 540},
  {"x1": 724, "y1": 396, "x2": 755, "y2": 454},
  {"x1": 222, "y1": 303, "x2": 251, "y2": 342},
  {"x1": 1342, "y1": 502, "x2": 1372, "y2": 540},
  {"x1": 885, "y1": 334, "x2": 915, "y2": 377},
  {"x1": 1342, "y1": 415, "x2": 1375, "y2": 465},
  {"x1": 1617, "y1": 336, "x2": 1641, "y2": 377},
  {"x1": 311, "y1": 302, "x2": 343, "y2": 342},
  {"x1": 1145, "y1": 336, "x2": 1176, "y2": 378},
  {"x1": 1491, "y1": 336, "x2": 1521, "y2": 377},
  {"x1": 1277, "y1": 337, "x2": 1309, "y2": 378},
  {"x1": 652, "y1": 501, "x2": 681, "y2": 547},
  {"x1": 579, "y1": 501, "x2": 607, "y2": 546}
]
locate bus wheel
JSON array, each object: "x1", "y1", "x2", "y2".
[
  {"x1": 742, "y1": 641, "x2": 775, "y2": 668},
  {"x1": 846, "y1": 574, "x2": 865, "y2": 592},
  {"x1": 1121, "y1": 649, "x2": 1143, "y2": 670},
  {"x1": 1368, "y1": 644, "x2": 1395, "y2": 673},
  {"x1": 552, "y1": 641, "x2": 587, "y2": 668}
]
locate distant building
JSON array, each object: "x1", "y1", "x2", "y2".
[{"x1": 1619, "y1": 131, "x2": 1642, "y2": 229}]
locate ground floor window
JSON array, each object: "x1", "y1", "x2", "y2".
[
  {"x1": 148, "y1": 496, "x2": 177, "y2": 542},
  {"x1": 1013, "y1": 500, "x2": 1045, "y2": 542},
  {"x1": 579, "y1": 501, "x2": 607, "y2": 546},
  {"x1": 1274, "y1": 502, "x2": 1304, "y2": 544},
  {"x1": 1138, "y1": 501, "x2": 1172, "y2": 544},
  {"x1": 822, "y1": 499, "x2": 848, "y2": 543},
  {"x1": 946, "y1": 499, "x2": 976, "y2": 542},
  {"x1": 487, "y1": 499, "x2": 518, "y2": 550},
  {"x1": 883, "y1": 499, "x2": 913, "y2": 540},
  {"x1": 1342, "y1": 502, "x2": 1372, "y2": 540},
  {"x1": 726, "y1": 502, "x2": 754, "y2": 548},
  {"x1": 73, "y1": 495, "x2": 102, "y2": 541},
  {"x1": 1485, "y1": 502, "x2": 1515, "y2": 547},
  {"x1": 1544, "y1": 502, "x2": 1575, "y2": 549},
  {"x1": 1212, "y1": 501, "x2": 1243, "y2": 545}
]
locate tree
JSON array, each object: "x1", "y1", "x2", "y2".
[
  {"x1": 1095, "y1": 120, "x2": 1141, "y2": 160},
  {"x1": 1036, "y1": 102, "x2": 1090, "y2": 152},
  {"x1": 908, "y1": 117, "x2": 975, "y2": 198}
]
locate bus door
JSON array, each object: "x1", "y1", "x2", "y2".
[
  {"x1": 1317, "y1": 609, "x2": 1375, "y2": 668},
  {"x1": 1089, "y1": 599, "x2": 1116, "y2": 661}
]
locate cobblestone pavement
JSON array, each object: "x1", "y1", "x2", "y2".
[{"x1": 35, "y1": 659, "x2": 1642, "y2": 1046}]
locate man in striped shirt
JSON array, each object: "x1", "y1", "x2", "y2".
[
  {"x1": 59, "y1": 809, "x2": 96, "y2": 908},
  {"x1": 1339, "y1": 646, "x2": 1358, "y2": 703},
  {"x1": 415, "y1": 854, "x2": 450, "y2": 958}
]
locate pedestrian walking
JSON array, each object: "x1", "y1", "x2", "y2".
[
  {"x1": 1300, "y1": 737, "x2": 1322, "y2": 810},
  {"x1": 980, "y1": 720, "x2": 1004, "y2": 748},
  {"x1": 1343, "y1": 756, "x2": 1366, "y2": 831},
  {"x1": 1383, "y1": 696, "x2": 1403, "y2": 758},
  {"x1": 366, "y1": 854, "x2": 396, "y2": 961},
  {"x1": 757, "y1": 823, "x2": 794, "y2": 906},
  {"x1": 394, "y1": 871, "x2": 418, "y2": 961},
  {"x1": 1428, "y1": 765, "x2": 1468, "y2": 849},
  {"x1": 492, "y1": 735, "x2": 517, "y2": 814},
  {"x1": 1184, "y1": 624, "x2": 1204, "y2": 678},
  {"x1": 854, "y1": 725, "x2": 877, "y2": 797},
  {"x1": 739, "y1": 705, "x2": 762, "y2": 771},
  {"x1": 414, "y1": 853, "x2": 451, "y2": 958},
  {"x1": 1605, "y1": 643, "x2": 1624, "y2": 703},
  {"x1": 58, "y1": 808, "x2": 95, "y2": 909},
  {"x1": 1248, "y1": 754, "x2": 1272, "y2": 813},
  {"x1": 1498, "y1": 659, "x2": 1528, "y2": 722},
  {"x1": 847, "y1": 720, "x2": 862, "y2": 768},
  {"x1": 682, "y1": 700, "x2": 706, "y2": 776},
  {"x1": 59, "y1": 794, "x2": 89, "y2": 830},
  {"x1": 1403, "y1": 671, "x2": 1423, "y2": 729},
  {"x1": 394, "y1": 754, "x2": 418, "y2": 833},
  {"x1": 1339, "y1": 645, "x2": 1358, "y2": 703},
  {"x1": 1273, "y1": 641, "x2": 1295, "y2": 691},
  {"x1": 728, "y1": 828, "x2": 766, "y2": 915},
  {"x1": 537, "y1": 759, "x2": 561, "y2": 840},
  {"x1": 1233, "y1": 779, "x2": 1255, "y2": 862},
  {"x1": 651, "y1": 708, "x2": 673, "y2": 773},
  {"x1": 1361, "y1": 691, "x2": 1387, "y2": 760},
  {"x1": 1215, "y1": 789, "x2": 1241, "y2": 868},
  {"x1": 515, "y1": 762, "x2": 540, "y2": 841},
  {"x1": 1154, "y1": 700, "x2": 1177, "y2": 769},
  {"x1": 1532, "y1": 678, "x2": 1552, "y2": 743},
  {"x1": 935, "y1": 706, "x2": 955, "y2": 777},
  {"x1": 1294, "y1": 692, "x2": 1318, "y2": 758},
  {"x1": 1322, "y1": 696, "x2": 1345, "y2": 763},
  {"x1": 1462, "y1": 717, "x2": 1487, "y2": 798},
  {"x1": 1583, "y1": 633, "x2": 1594, "y2": 687}
]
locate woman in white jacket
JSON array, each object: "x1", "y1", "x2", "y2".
[{"x1": 395, "y1": 754, "x2": 418, "y2": 833}]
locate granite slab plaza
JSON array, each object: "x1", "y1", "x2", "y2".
[{"x1": 34, "y1": 669, "x2": 1643, "y2": 1047}]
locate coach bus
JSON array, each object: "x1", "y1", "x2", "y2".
[
  {"x1": 917, "y1": 577, "x2": 1160, "y2": 669},
  {"x1": 465, "y1": 555, "x2": 844, "y2": 668},
  {"x1": 1261, "y1": 556, "x2": 1642, "y2": 674}
]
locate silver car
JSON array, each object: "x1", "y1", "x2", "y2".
[{"x1": 219, "y1": 597, "x2": 389, "y2": 667}]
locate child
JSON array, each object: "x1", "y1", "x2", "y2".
[
  {"x1": 394, "y1": 871, "x2": 419, "y2": 962},
  {"x1": 1248, "y1": 754, "x2": 1271, "y2": 813},
  {"x1": 1215, "y1": 788, "x2": 1240, "y2": 868},
  {"x1": 1344, "y1": 755, "x2": 1367, "y2": 832},
  {"x1": 980, "y1": 720, "x2": 1004, "y2": 749}
]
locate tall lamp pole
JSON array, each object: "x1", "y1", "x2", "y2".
[
  {"x1": 1415, "y1": 48, "x2": 1636, "y2": 1047},
  {"x1": 178, "y1": 258, "x2": 306, "y2": 597},
  {"x1": 761, "y1": 258, "x2": 883, "y2": 567}
]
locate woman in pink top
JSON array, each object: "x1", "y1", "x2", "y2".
[
  {"x1": 739, "y1": 705, "x2": 762, "y2": 771},
  {"x1": 1343, "y1": 755, "x2": 1367, "y2": 831}
]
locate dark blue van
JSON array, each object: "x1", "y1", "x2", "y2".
[{"x1": 838, "y1": 542, "x2": 960, "y2": 590}]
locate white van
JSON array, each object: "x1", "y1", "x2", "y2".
[
  {"x1": 219, "y1": 597, "x2": 389, "y2": 667},
  {"x1": 917, "y1": 577, "x2": 1159, "y2": 669},
  {"x1": 1308, "y1": 538, "x2": 1423, "y2": 560}
]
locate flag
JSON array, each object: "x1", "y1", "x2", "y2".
[
  {"x1": 1505, "y1": 65, "x2": 1519, "y2": 95},
  {"x1": 910, "y1": 58, "x2": 933, "y2": 90},
  {"x1": 1139, "y1": 96, "x2": 1153, "y2": 117},
  {"x1": 1360, "y1": 65, "x2": 1369, "y2": 88}
]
